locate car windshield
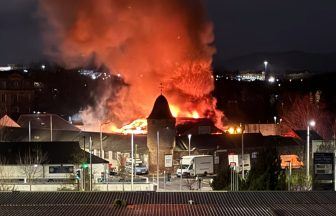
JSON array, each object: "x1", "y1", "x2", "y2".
[{"x1": 181, "y1": 164, "x2": 189, "y2": 169}]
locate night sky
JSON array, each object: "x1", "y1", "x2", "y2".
[{"x1": 1, "y1": 0, "x2": 336, "y2": 66}]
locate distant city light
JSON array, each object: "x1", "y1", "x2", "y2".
[
  {"x1": 23, "y1": 69, "x2": 28, "y2": 73},
  {"x1": 0, "y1": 66, "x2": 12, "y2": 71},
  {"x1": 41, "y1": 65, "x2": 46, "y2": 70},
  {"x1": 268, "y1": 76, "x2": 275, "y2": 83}
]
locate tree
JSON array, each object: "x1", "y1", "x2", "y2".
[
  {"x1": 289, "y1": 169, "x2": 311, "y2": 191},
  {"x1": 17, "y1": 147, "x2": 48, "y2": 191},
  {"x1": 243, "y1": 147, "x2": 286, "y2": 191},
  {"x1": 211, "y1": 165, "x2": 231, "y2": 190},
  {"x1": 117, "y1": 153, "x2": 128, "y2": 191},
  {"x1": 280, "y1": 93, "x2": 333, "y2": 139},
  {"x1": 0, "y1": 157, "x2": 16, "y2": 191}
]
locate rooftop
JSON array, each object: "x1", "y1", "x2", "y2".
[
  {"x1": 147, "y1": 95, "x2": 174, "y2": 120},
  {"x1": 0, "y1": 141, "x2": 108, "y2": 164},
  {"x1": 0, "y1": 191, "x2": 335, "y2": 215}
]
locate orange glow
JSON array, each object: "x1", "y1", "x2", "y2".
[
  {"x1": 119, "y1": 119, "x2": 147, "y2": 134},
  {"x1": 107, "y1": 119, "x2": 147, "y2": 134},
  {"x1": 191, "y1": 111, "x2": 200, "y2": 119},
  {"x1": 170, "y1": 104, "x2": 200, "y2": 119},
  {"x1": 228, "y1": 127, "x2": 235, "y2": 134},
  {"x1": 169, "y1": 105, "x2": 180, "y2": 117},
  {"x1": 40, "y1": 0, "x2": 225, "y2": 131},
  {"x1": 236, "y1": 127, "x2": 242, "y2": 134}
]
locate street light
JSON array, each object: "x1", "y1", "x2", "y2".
[
  {"x1": 188, "y1": 134, "x2": 192, "y2": 156},
  {"x1": 306, "y1": 120, "x2": 316, "y2": 181},
  {"x1": 273, "y1": 116, "x2": 277, "y2": 124},
  {"x1": 157, "y1": 131, "x2": 160, "y2": 191},
  {"x1": 264, "y1": 61, "x2": 268, "y2": 73}
]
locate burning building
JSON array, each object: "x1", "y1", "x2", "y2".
[{"x1": 38, "y1": 0, "x2": 224, "y2": 132}]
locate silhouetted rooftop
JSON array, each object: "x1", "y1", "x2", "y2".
[
  {"x1": 0, "y1": 141, "x2": 108, "y2": 164},
  {"x1": 147, "y1": 95, "x2": 174, "y2": 119}
]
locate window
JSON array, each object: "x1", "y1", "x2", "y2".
[
  {"x1": 0, "y1": 81, "x2": 6, "y2": 88},
  {"x1": 252, "y1": 152, "x2": 258, "y2": 159},
  {"x1": 13, "y1": 81, "x2": 19, "y2": 88},
  {"x1": 49, "y1": 166, "x2": 74, "y2": 174}
]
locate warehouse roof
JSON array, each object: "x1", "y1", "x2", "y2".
[{"x1": 0, "y1": 191, "x2": 335, "y2": 215}]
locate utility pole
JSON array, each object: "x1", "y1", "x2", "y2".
[
  {"x1": 89, "y1": 136, "x2": 93, "y2": 191},
  {"x1": 83, "y1": 136, "x2": 86, "y2": 191},
  {"x1": 241, "y1": 123, "x2": 245, "y2": 180},
  {"x1": 131, "y1": 132, "x2": 134, "y2": 190},
  {"x1": 50, "y1": 114, "x2": 53, "y2": 141},
  {"x1": 28, "y1": 121, "x2": 31, "y2": 142},
  {"x1": 157, "y1": 131, "x2": 160, "y2": 191}
]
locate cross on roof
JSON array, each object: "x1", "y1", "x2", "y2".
[{"x1": 159, "y1": 82, "x2": 164, "y2": 95}]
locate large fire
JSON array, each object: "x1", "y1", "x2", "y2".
[
  {"x1": 105, "y1": 105, "x2": 201, "y2": 134},
  {"x1": 38, "y1": 0, "x2": 224, "y2": 131}
]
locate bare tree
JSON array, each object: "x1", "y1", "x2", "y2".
[
  {"x1": 17, "y1": 147, "x2": 48, "y2": 191},
  {"x1": 184, "y1": 178, "x2": 197, "y2": 190},
  {"x1": 0, "y1": 157, "x2": 16, "y2": 191},
  {"x1": 117, "y1": 153, "x2": 128, "y2": 191},
  {"x1": 0, "y1": 115, "x2": 10, "y2": 141},
  {"x1": 280, "y1": 93, "x2": 333, "y2": 139}
]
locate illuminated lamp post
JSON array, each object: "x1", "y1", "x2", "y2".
[
  {"x1": 306, "y1": 120, "x2": 316, "y2": 181},
  {"x1": 264, "y1": 61, "x2": 268, "y2": 74}
]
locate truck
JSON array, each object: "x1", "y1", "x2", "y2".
[{"x1": 176, "y1": 155, "x2": 214, "y2": 177}]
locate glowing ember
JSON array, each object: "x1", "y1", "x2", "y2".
[
  {"x1": 169, "y1": 105, "x2": 180, "y2": 118},
  {"x1": 191, "y1": 111, "x2": 200, "y2": 119},
  {"x1": 119, "y1": 119, "x2": 147, "y2": 134}
]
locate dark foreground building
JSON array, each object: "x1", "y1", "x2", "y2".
[{"x1": 1, "y1": 191, "x2": 336, "y2": 215}]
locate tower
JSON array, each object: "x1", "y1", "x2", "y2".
[{"x1": 147, "y1": 94, "x2": 176, "y2": 173}]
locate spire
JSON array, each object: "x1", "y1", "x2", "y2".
[
  {"x1": 147, "y1": 94, "x2": 174, "y2": 119},
  {"x1": 159, "y1": 82, "x2": 163, "y2": 95}
]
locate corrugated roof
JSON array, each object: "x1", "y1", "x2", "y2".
[
  {"x1": 0, "y1": 191, "x2": 335, "y2": 215},
  {"x1": 17, "y1": 114, "x2": 80, "y2": 131}
]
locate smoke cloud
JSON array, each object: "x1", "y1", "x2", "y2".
[{"x1": 38, "y1": 0, "x2": 223, "y2": 130}]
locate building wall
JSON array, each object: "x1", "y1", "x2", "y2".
[
  {"x1": 0, "y1": 183, "x2": 154, "y2": 192},
  {"x1": 244, "y1": 124, "x2": 280, "y2": 136},
  {"x1": 147, "y1": 119, "x2": 176, "y2": 173},
  {"x1": 0, "y1": 73, "x2": 34, "y2": 115},
  {"x1": 0, "y1": 163, "x2": 106, "y2": 182}
]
